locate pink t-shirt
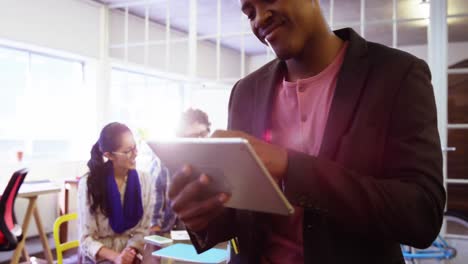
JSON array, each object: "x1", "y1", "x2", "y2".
[{"x1": 261, "y1": 42, "x2": 348, "y2": 263}]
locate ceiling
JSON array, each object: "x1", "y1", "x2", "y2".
[{"x1": 97, "y1": 0, "x2": 468, "y2": 55}]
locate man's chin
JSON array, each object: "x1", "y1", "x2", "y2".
[{"x1": 274, "y1": 50, "x2": 294, "y2": 61}]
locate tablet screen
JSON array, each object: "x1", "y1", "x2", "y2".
[{"x1": 148, "y1": 138, "x2": 294, "y2": 215}]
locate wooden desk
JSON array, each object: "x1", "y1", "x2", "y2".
[
  {"x1": 60, "y1": 179, "x2": 79, "y2": 243},
  {"x1": 11, "y1": 181, "x2": 61, "y2": 264}
]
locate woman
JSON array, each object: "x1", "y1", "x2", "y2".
[{"x1": 78, "y1": 122, "x2": 155, "y2": 264}]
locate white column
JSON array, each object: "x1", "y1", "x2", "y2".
[
  {"x1": 97, "y1": 5, "x2": 111, "y2": 127},
  {"x1": 360, "y1": 0, "x2": 366, "y2": 37},
  {"x1": 240, "y1": 14, "x2": 246, "y2": 78},
  {"x1": 124, "y1": 6, "x2": 129, "y2": 63},
  {"x1": 144, "y1": 3, "x2": 150, "y2": 67},
  {"x1": 165, "y1": 0, "x2": 171, "y2": 71},
  {"x1": 188, "y1": 0, "x2": 197, "y2": 79},
  {"x1": 392, "y1": 0, "x2": 397, "y2": 48},
  {"x1": 427, "y1": 0, "x2": 448, "y2": 235},
  {"x1": 216, "y1": 0, "x2": 221, "y2": 81}
]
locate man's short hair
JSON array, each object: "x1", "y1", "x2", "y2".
[
  {"x1": 181, "y1": 108, "x2": 210, "y2": 126},
  {"x1": 177, "y1": 108, "x2": 211, "y2": 136}
]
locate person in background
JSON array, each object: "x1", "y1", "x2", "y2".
[
  {"x1": 151, "y1": 108, "x2": 211, "y2": 233},
  {"x1": 176, "y1": 108, "x2": 211, "y2": 138},
  {"x1": 168, "y1": 0, "x2": 446, "y2": 263},
  {"x1": 78, "y1": 122, "x2": 156, "y2": 264}
]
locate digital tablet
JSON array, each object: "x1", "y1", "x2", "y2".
[{"x1": 148, "y1": 138, "x2": 294, "y2": 215}]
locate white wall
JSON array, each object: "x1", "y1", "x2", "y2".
[{"x1": 0, "y1": 0, "x2": 101, "y2": 58}]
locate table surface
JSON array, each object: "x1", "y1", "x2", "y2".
[
  {"x1": 0, "y1": 180, "x2": 61, "y2": 198},
  {"x1": 18, "y1": 181, "x2": 61, "y2": 197},
  {"x1": 141, "y1": 237, "x2": 228, "y2": 264},
  {"x1": 5, "y1": 180, "x2": 61, "y2": 264}
]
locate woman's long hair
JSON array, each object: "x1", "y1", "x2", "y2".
[{"x1": 87, "y1": 122, "x2": 131, "y2": 216}]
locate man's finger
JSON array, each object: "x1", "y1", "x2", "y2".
[
  {"x1": 184, "y1": 206, "x2": 227, "y2": 231},
  {"x1": 171, "y1": 174, "x2": 214, "y2": 213},
  {"x1": 212, "y1": 130, "x2": 260, "y2": 145},
  {"x1": 178, "y1": 193, "x2": 229, "y2": 222},
  {"x1": 211, "y1": 129, "x2": 242, "y2": 138},
  {"x1": 210, "y1": 129, "x2": 228, "y2": 138},
  {"x1": 168, "y1": 165, "x2": 194, "y2": 199}
]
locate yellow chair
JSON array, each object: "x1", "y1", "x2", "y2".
[{"x1": 53, "y1": 213, "x2": 79, "y2": 264}]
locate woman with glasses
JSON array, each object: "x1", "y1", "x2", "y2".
[{"x1": 78, "y1": 122, "x2": 155, "y2": 264}]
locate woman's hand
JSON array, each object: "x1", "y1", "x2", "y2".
[
  {"x1": 113, "y1": 247, "x2": 136, "y2": 264},
  {"x1": 150, "y1": 225, "x2": 162, "y2": 232}
]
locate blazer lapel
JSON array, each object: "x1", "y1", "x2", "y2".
[
  {"x1": 319, "y1": 28, "x2": 370, "y2": 159},
  {"x1": 251, "y1": 60, "x2": 285, "y2": 139}
]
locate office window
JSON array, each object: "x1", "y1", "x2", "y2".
[
  {"x1": 0, "y1": 45, "x2": 94, "y2": 161},
  {"x1": 0, "y1": 47, "x2": 28, "y2": 137},
  {"x1": 189, "y1": 84, "x2": 232, "y2": 131},
  {"x1": 110, "y1": 69, "x2": 184, "y2": 140}
]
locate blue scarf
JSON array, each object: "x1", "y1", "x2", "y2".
[{"x1": 105, "y1": 162, "x2": 143, "y2": 234}]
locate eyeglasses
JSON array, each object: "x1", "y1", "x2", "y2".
[{"x1": 112, "y1": 145, "x2": 137, "y2": 157}]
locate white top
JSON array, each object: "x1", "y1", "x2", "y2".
[{"x1": 78, "y1": 170, "x2": 156, "y2": 261}]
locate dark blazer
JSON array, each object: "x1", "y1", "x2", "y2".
[{"x1": 190, "y1": 28, "x2": 446, "y2": 264}]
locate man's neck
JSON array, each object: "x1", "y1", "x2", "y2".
[{"x1": 285, "y1": 30, "x2": 344, "y2": 82}]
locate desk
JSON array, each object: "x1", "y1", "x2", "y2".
[
  {"x1": 11, "y1": 181, "x2": 61, "y2": 264},
  {"x1": 141, "y1": 239, "x2": 228, "y2": 264},
  {"x1": 60, "y1": 179, "x2": 79, "y2": 243},
  {"x1": 141, "y1": 243, "x2": 166, "y2": 264}
]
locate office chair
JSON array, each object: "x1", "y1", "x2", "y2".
[
  {"x1": 0, "y1": 168, "x2": 28, "y2": 251},
  {"x1": 400, "y1": 211, "x2": 466, "y2": 263},
  {"x1": 53, "y1": 212, "x2": 79, "y2": 264},
  {"x1": 401, "y1": 235, "x2": 457, "y2": 263}
]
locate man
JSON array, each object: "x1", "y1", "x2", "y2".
[
  {"x1": 168, "y1": 0, "x2": 446, "y2": 263},
  {"x1": 151, "y1": 108, "x2": 211, "y2": 232},
  {"x1": 176, "y1": 108, "x2": 211, "y2": 138}
]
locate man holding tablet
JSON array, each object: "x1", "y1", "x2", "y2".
[{"x1": 168, "y1": 0, "x2": 446, "y2": 263}]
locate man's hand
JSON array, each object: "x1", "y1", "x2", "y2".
[
  {"x1": 211, "y1": 130, "x2": 288, "y2": 182},
  {"x1": 169, "y1": 165, "x2": 230, "y2": 232}
]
